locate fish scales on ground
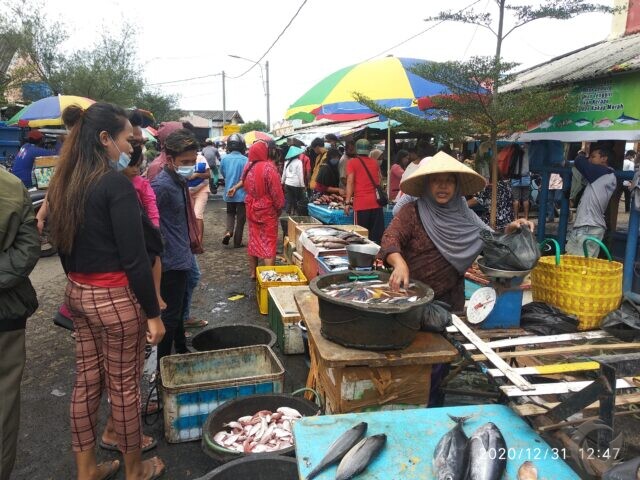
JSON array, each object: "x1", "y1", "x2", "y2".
[
  {"x1": 433, "y1": 415, "x2": 471, "y2": 480},
  {"x1": 467, "y1": 422, "x2": 507, "y2": 480},
  {"x1": 517, "y1": 461, "x2": 538, "y2": 480},
  {"x1": 212, "y1": 407, "x2": 303, "y2": 454},
  {"x1": 306, "y1": 422, "x2": 368, "y2": 480},
  {"x1": 321, "y1": 280, "x2": 421, "y2": 305},
  {"x1": 335, "y1": 433, "x2": 387, "y2": 480}
]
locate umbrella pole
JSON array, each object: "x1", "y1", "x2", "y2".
[{"x1": 387, "y1": 121, "x2": 392, "y2": 198}]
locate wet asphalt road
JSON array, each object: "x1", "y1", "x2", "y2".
[{"x1": 14, "y1": 196, "x2": 309, "y2": 479}]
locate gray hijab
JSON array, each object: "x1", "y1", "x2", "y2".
[{"x1": 417, "y1": 180, "x2": 491, "y2": 274}]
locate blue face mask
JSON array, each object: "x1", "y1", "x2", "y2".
[
  {"x1": 329, "y1": 157, "x2": 339, "y2": 166},
  {"x1": 110, "y1": 137, "x2": 130, "y2": 171},
  {"x1": 176, "y1": 166, "x2": 195, "y2": 178}
]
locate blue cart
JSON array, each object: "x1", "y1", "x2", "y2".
[{"x1": 293, "y1": 405, "x2": 579, "y2": 479}]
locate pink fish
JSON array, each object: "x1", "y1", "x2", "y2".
[{"x1": 595, "y1": 118, "x2": 614, "y2": 128}]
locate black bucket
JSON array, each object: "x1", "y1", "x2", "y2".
[
  {"x1": 309, "y1": 271, "x2": 434, "y2": 350},
  {"x1": 196, "y1": 454, "x2": 298, "y2": 480},
  {"x1": 296, "y1": 199, "x2": 309, "y2": 216},
  {"x1": 191, "y1": 325, "x2": 276, "y2": 352},
  {"x1": 202, "y1": 392, "x2": 320, "y2": 463}
]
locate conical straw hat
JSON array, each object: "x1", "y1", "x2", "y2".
[{"x1": 400, "y1": 151, "x2": 487, "y2": 197}]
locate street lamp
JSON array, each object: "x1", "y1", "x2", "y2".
[{"x1": 229, "y1": 54, "x2": 270, "y2": 130}]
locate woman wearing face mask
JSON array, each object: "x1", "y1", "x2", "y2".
[
  {"x1": 150, "y1": 129, "x2": 203, "y2": 366},
  {"x1": 47, "y1": 103, "x2": 166, "y2": 480},
  {"x1": 314, "y1": 148, "x2": 342, "y2": 195}
]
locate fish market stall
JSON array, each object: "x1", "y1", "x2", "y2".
[
  {"x1": 307, "y1": 202, "x2": 395, "y2": 228},
  {"x1": 295, "y1": 290, "x2": 457, "y2": 414},
  {"x1": 293, "y1": 405, "x2": 580, "y2": 479}
]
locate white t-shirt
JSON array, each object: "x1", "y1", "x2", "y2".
[{"x1": 282, "y1": 157, "x2": 305, "y2": 188}]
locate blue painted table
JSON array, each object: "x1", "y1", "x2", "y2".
[
  {"x1": 293, "y1": 405, "x2": 579, "y2": 479},
  {"x1": 308, "y1": 203, "x2": 395, "y2": 228}
]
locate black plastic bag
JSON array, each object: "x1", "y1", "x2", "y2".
[
  {"x1": 419, "y1": 301, "x2": 452, "y2": 332},
  {"x1": 520, "y1": 302, "x2": 579, "y2": 335},
  {"x1": 480, "y1": 225, "x2": 540, "y2": 271},
  {"x1": 601, "y1": 296, "x2": 640, "y2": 342}
]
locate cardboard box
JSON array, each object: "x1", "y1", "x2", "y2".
[{"x1": 287, "y1": 216, "x2": 322, "y2": 244}]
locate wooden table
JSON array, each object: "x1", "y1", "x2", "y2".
[{"x1": 295, "y1": 291, "x2": 458, "y2": 413}]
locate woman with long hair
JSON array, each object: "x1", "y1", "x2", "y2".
[{"x1": 47, "y1": 103, "x2": 165, "y2": 480}]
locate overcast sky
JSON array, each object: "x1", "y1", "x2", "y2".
[{"x1": 50, "y1": 0, "x2": 614, "y2": 127}]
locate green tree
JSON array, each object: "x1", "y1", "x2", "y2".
[
  {"x1": 358, "y1": 0, "x2": 615, "y2": 227},
  {"x1": 240, "y1": 120, "x2": 268, "y2": 133},
  {"x1": 134, "y1": 90, "x2": 181, "y2": 124}
]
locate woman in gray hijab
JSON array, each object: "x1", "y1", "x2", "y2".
[{"x1": 380, "y1": 152, "x2": 532, "y2": 312}]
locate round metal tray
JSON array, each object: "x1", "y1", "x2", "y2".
[{"x1": 477, "y1": 258, "x2": 531, "y2": 279}]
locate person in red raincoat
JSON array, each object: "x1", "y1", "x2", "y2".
[{"x1": 236, "y1": 141, "x2": 285, "y2": 279}]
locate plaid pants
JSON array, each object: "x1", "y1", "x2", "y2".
[{"x1": 65, "y1": 280, "x2": 146, "y2": 453}]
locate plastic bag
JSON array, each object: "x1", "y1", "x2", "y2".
[
  {"x1": 520, "y1": 302, "x2": 579, "y2": 335},
  {"x1": 600, "y1": 296, "x2": 640, "y2": 342},
  {"x1": 480, "y1": 225, "x2": 540, "y2": 271},
  {"x1": 419, "y1": 301, "x2": 452, "y2": 332}
]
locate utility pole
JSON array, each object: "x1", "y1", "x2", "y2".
[
  {"x1": 265, "y1": 60, "x2": 271, "y2": 130},
  {"x1": 222, "y1": 70, "x2": 226, "y2": 136}
]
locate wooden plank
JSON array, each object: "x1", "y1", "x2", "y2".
[
  {"x1": 451, "y1": 315, "x2": 534, "y2": 391},
  {"x1": 500, "y1": 378, "x2": 635, "y2": 397},
  {"x1": 487, "y1": 361, "x2": 601, "y2": 377},
  {"x1": 462, "y1": 331, "x2": 612, "y2": 351},
  {"x1": 268, "y1": 285, "x2": 308, "y2": 321},
  {"x1": 295, "y1": 291, "x2": 458, "y2": 368},
  {"x1": 447, "y1": 325, "x2": 531, "y2": 339},
  {"x1": 511, "y1": 393, "x2": 640, "y2": 416},
  {"x1": 470, "y1": 342, "x2": 640, "y2": 361}
]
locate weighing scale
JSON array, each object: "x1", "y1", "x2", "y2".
[{"x1": 466, "y1": 258, "x2": 531, "y2": 329}]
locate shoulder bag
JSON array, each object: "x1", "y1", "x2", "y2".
[{"x1": 357, "y1": 157, "x2": 388, "y2": 207}]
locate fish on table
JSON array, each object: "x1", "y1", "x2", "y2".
[
  {"x1": 467, "y1": 422, "x2": 507, "y2": 480},
  {"x1": 433, "y1": 415, "x2": 471, "y2": 480},
  {"x1": 335, "y1": 433, "x2": 387, "y2": 480},
  {"x1": 518, "y1": 461, "x2": 538, "y2": 480},
  {"x1": 306, "y1": 422, "x2": 367, "y2": 480}
]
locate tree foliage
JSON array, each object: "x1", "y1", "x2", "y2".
[
  {"x1": 135, "y1": 90, "x2": 182, "y2": 123},
  {"x1": 240, "y1": 120, "x2": 268, "y2": 133}
]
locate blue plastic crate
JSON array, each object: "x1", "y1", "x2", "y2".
[
  {"x1": 0, "y1": 123, "x2": 21, "y2": 142},
  {"x1": 160, "y1": 345, "x2": 285, "y2": 443}
]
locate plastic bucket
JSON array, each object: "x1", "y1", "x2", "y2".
[
  {"x1": 191, "y1": 325, "x2": 276, "y2": 352},
  {"x1": 195, "y1": 455, "x2": 298, "y2": 480}
]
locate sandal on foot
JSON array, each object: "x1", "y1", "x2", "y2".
[
  {"x1": 100, "y1": 434, "x2": 157, "y2": 453},
  {"x1": 97, "y1": 460, "x2": 120, "y2": 480},
  {"x1": 222, "y1": 233, "x2": 232, "y2": 245},
  {"x1": 143, "y1": 457, "x2": 166, "y2": 480},
  {"x1": 184, "y1": 318, "x2": 208, "y2": 328}
]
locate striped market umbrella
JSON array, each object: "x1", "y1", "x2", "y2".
[
  {"x1": 285, "y1": 57, "x2": 448, "y2": 122},
  {"x1": 8, "y1": 95, "x2": 95, "y2": 127},
  {"x1": 242, "y1": 130, "x2": 274, "y2": 145}
]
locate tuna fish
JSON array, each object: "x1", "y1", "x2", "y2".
[
  {"x1": 306, "y1": 422, "x2": 367, "y2": 480},
  {"x1": 467, "y1": 422, "x2": 507, "y2": 480},
  {"x1": 517, "y1": 461, "x2": 538, "y2": 480},
  {"x1": 335, "y1": 434, "x2": 387, "y2": 480},
  {"x1": 433, "y1": 415, "x2": 471, "y2": 480}
]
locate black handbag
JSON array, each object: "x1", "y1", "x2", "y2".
[{"x1": 357, "y1": 157, "x2": 388, "y2": 207}]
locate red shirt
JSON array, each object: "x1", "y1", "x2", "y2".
[{"x1": 346, "y1": 155, "x2": 380, "y2": 211}]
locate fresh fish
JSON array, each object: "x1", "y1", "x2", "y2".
[
  {"x1": 467, "y1": 422, "x2": 507, "y2": 480},
  {"x1": 306, "y1": 422, "x2": 368, "y2": 480},
  {"x1": 517, "y1": 461, "x2": 538, "y2": 480},
  {"x1": 616, "y1": 112, "x2": 640, "y2": 125},
  {"x1": 595, "y1": 118, "x2": 614, "y2": 128},
  {"x1": 433, "y1": 415, "x2": 471, "y2": 480},
  {"x1": 574, "y1": 118, "x2": 592, "y2": 127},
  {"x1": 335, "y1": 434, "x2": 387, "y2": 480}
]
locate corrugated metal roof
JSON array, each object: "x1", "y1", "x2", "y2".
[{"x1": 502, "y1": 32, "x2": 640, "y2": 91}]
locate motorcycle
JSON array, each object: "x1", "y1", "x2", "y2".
[{"x1": 28, "y1": 187, "x2": 57, "y2": 257}]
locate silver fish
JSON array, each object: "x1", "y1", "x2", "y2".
[
  {"x1": 574, "y1": 118, "x2": 592, "y2": 127},
  {"x1": 306, "y1": 422, "x2": 367, "y2": 480},
  {"x1": 335, "y1": 434, "x2": 386, "y2": 480},
  {"x1": 467, "y1": 422, "x2": 507, "y2": 480},
  {"x1": 433, "y1": 415, "x2": 471, "y2": 480}
]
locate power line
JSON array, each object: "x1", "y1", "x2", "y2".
[
  {"x1": 364, "y1": 0, "x2": 482, "y2": 62},
  {"x1": 462, "y1": 0, "x2": 491, "y2": 59},
  {"x1": 146, "y1": 72, "x2": 222, "y2": 87},
  {"x1": 226, "y1": 0, "x2": 308, "y2": 79}
]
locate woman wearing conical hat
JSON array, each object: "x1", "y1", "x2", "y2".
[{"x1": 380, "y1": 151, "x2": 533, "y2": 313}]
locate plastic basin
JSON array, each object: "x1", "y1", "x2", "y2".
[{"x1": 191, "y1": 325, "x2": 276, "y2": 352}]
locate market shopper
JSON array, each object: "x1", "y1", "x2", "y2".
[
  {"x1": 315, "y1": 148, "x2": 342, "y2": 194},
  {"x1": 565, "y1": 146, "x2": 617, "y2": 257},
  {"x1": 146, "y1": 121, "x2": 188, "y2": 181},
  {"x1": 151, "y1": 129, "x2": 203, "y2": 365},
  {"x1": 220, "y1": 133, "x2": 248, "y2": 247},
  {"x1": 242, "y1": 140, "x2": 285, "y2": 279},
  {"x1": 0, "y1": 169, "x2": 40, "y2": 480},
  {"x1": 389, "y1": 150, "x2": 410, "y2": 200},
  {"x1": 623, "y1": 150, "x2": 636, "y2": 212},
  {"x1": 281, "y1": 145, "x2": 306, "y2": 214},
  {"x1": 381, "y1": 151, "x2": 532, "y2": 312},
  {"x1": 11, "y1": 130, "x2": 57, "y2": 188},
  {"x1": 188, "y1": 152, "x2": 211, "y2": 244},
  {"x1": 308, "y1": 137, "x2": 328, "y2": 190},
  {"x1": 202, "y1": 138, "x2": 221, "y2": 193},
  {"x1": 344, "y1": 139, "x2": 385, "y2": 244},
  {"x1": 338, "y1": 139, "x2": 357, "y2": 190},
  {"x1": 467, "y1": 173, "x2": 515, "y2": 231},
  {"x1": 47, "y1": 103, "x2": 165, "y2": 480}
]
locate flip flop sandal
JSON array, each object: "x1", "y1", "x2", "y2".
[
  {"x1": 184, "y1": 319, "x2": 208, "y2": 328},
  {"x1": 222, "y1": 233, "x2": 232, "y2": 245},
  {"x1": 97, "y1": 460, "x2": 120, "y2": 480},
  {"x1": 99, "y1": 435, "x2": 157, "y2": 453},
  {"x1": 144, "y1": 457, "x2": 166, "y2": 480}
]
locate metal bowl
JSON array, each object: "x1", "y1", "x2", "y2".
[
  {"x1": 477, "y1": 257, "x2": 531, "y2": 279},
  {"x1": 346, "y1": 243, "x2": 380, "y2": 268}
]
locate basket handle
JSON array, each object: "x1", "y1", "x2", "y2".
[
  {"x1": 539, "y1": 238, "x2": 561, "y2": 265},
  {"x1": 292, "y1": 387, "x2": 324, "y2": 409},
  {"x1": 582, "y1": 236, "x2": 612, "y2": 261}
]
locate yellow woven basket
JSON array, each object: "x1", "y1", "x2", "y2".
[{"x1": 531, "y1": 238, "x2": 622, "y2": 331}]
